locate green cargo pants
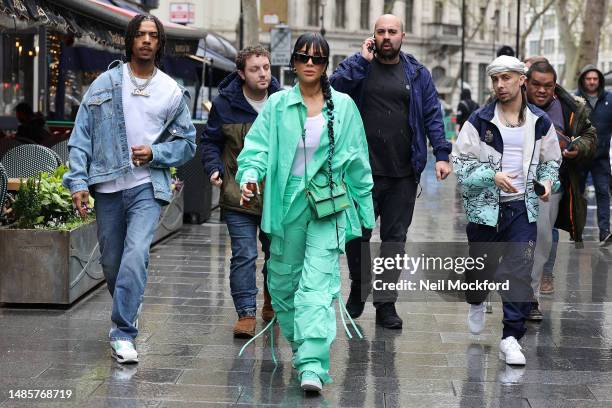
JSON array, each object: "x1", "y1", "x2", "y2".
[{"x1": 267, "y1": 175, "x2": 344, "y2": 384}]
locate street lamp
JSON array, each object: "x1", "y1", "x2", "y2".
[{"x1": 320, "y1": 0, "x2": 327, "y2": 37}]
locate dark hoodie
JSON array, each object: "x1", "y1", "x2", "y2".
[
  {"x1": 577, "y1": 65, "x2": 612, "y2": 161},
  {"x1": 201, "y1": 71, "x2": 280, "y2": 215}
]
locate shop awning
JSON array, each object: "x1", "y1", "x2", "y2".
[
  {"x1": 49, "y1": 0, "x2": 206, "y2": 41},
  {"x1": 1, "y1": 0, "x2": 209, "y2": 55}
]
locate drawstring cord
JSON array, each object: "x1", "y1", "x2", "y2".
[
  {"x1": 338, "y1": 298, "x2": 363, "y2": 339},
  {"x1": 238, "y1": 316, "x2": 278, "y2": 366}
]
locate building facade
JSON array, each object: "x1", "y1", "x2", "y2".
[{"x1": 153, "y1": 0, "x2": 520, "y2": 107}]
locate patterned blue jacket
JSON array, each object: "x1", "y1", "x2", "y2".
[{"x1": 451, "y1": 100, "x2": 561, "y2": 226}]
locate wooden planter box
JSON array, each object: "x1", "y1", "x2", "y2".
[
  {"x1": 0, "y1": 188, "x2": 184, "y2": 305},
  {"x1": 0, "y1": 220, "x2": 104, "y2": 305}
]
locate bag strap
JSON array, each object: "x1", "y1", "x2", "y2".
[{"x1": 298, "y1": 109, "x2": 309, "y2": 197}]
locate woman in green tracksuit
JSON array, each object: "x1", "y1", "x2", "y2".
[{"x1": 236, "y1": 33, "x2": 375, "y2": 392}]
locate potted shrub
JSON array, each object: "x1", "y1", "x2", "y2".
[
  {"x1": 0, "y1": 166, "x2": 186, "y2": 305},
  {"x1": 0, "y1": 166, "x2": 102, "y2": 304}
]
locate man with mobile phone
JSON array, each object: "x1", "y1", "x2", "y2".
[
  {"x1": 525, "y1": 61, "x2": 596, "y2": 312},
  {"x1": 330, "y1": 14, "x2": 452, "y2": 329},
  {"x1": 452, "y1": 56, "x2": 561, "y2": 366}
]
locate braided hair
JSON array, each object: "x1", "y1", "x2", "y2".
[{"x1": 321, "y1": 73, "x2": 336, "y2": 187}]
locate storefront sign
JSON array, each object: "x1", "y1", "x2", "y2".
[{"x1": 170, "y1": 3, "x2": 195, "y2": 24}]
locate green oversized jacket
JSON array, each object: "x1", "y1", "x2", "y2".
[{"x1": 236, "y1": 84, "x2": 375, "y2": 242}]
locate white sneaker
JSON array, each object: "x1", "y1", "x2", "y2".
[
  {"x1": 110, "y1": 340, "x2": 139, "y2": 364},
  {"x1": 498, "y1": 365, "x2": 525, "y2": 384},
  {"x1": 467, "y1": 303, "x2": 486, "y2": 334},
  {"x1": 300, "y1": 371, "x2": 322, "y2": 392},
  {"x1": 499, "y1": 336, "x2": 526, "y2": 365}
]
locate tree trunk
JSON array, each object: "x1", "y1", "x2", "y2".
[
  {"x1": 556, "y1": 0, "x2": 579, "y2": 86},
  {"x1": 242, "y1": 0, "x2": 259, "y2": 47},
  {"x1": 573, "y1": 0, "x2": 609, "y2": 84}
]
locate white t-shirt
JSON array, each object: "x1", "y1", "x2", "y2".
[
  {"x1": 96, "y1": 64, "x2": 183, "y2": 193},
  {"x1": 499, "y1": 123, "x2": 526, "y2": 197},
  {"x1": 291, "y1": 113, "x2": 325, "y2": 177},
  {"x1": 244, "y1": 92, "x2": 267, "y2": 113}
]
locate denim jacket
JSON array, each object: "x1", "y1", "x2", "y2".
[{"x1": 63, "y1": 61, "x2": 196, "y2": 204}]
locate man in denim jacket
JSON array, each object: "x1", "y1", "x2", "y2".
[{"x1": 63, "y1": 15, "x2": 196, "y2": 363}]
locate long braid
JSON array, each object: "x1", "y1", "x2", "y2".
[
  {"x1": 321, "y1": 73, "x2": 335, "y2": 186},
  {"x1": 321, "y1": 72, "x2": 341, "y2": 248}
]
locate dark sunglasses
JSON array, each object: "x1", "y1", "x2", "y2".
[{"x1": 292, "y1": 52, "x2": 328, "y2": 65}]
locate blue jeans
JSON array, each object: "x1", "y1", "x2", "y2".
[
  {"x1": 580, "y1": 159, "x2": 611, "y2": 239},
  {"x1": 465, "y1": 200, "x2": 536, "y2": 340},
  {"x1": 542, "y1": 228, "x2": 559, "y2": 279},
  {"x1": 224, "y1": 210, "x2": 270, "y2": 318},
  {"x1": 95, "y1": 183, "x2": 161, "y2": 342}
]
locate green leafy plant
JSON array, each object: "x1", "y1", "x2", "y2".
[
  {"x1": 12, "y1": 177, "x2": 43, "y2": 229},
  {"x1": 11, "y1": 165, "x2": 95, "y2": 230}
]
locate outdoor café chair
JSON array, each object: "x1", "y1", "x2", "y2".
[{"x1": 3, "y1": 144, "x2": 62, "y2": 179}]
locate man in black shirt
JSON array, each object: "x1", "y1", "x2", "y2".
[{"x1": 331, "y1": 14, "x2": 452, "y2": 329}]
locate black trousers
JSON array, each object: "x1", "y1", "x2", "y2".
[{"x1": 345, "y1": 176, "x2": 418, "y2": 305}]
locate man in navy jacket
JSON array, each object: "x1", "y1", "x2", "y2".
[
  {"x1": 202, "y1": 46, "x2": 280, "y2": 337},
  {"x1": 330, "y1": 14, "x2": 452, "y2": 329},
  {"x1": 576, "y1": 65, "x2": 612, "y2": 245}
]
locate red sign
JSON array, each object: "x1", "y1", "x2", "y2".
[{"x1": 170, "y1": 3, "x2": 195, "y2": 24}]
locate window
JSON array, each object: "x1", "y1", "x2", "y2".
[
  {"x1": 507, "y1": 11, "x2": 512, "y2": 29},
  {"x1": 360, "y1": 0, "x2": 370, "y2": 30},
  {"x1": 405, "y1": 0, "x2": 413, "y2": 32},
  {"x1": 434, "y1": 1, "x2": 443, "y2": 24},
  {"x1": 479, "y1": 7, "x2": 486, "y2": 40},
  {"x1": 494, "y1": 10, "x2": 500, "y2": 41},
  {"x1": 543, "y1": 39, "x2": 554, "y2": 54},
  {"x1": 308, "y1": 0, "x2": 321, "y2": 26},
  {"x1": 529, "y1": 40, "x2": 541, "y2": 56},
  {"x1": 335, "y1": 0, "x2": 346, "y2": 28},
  {"x1": 461, "y1": 62, "x2": 471, "y2": 84},
  {"x1": 478, "y1": 63, "x2": 488, "y2": 104},
  {"x1": 1, "y1": 31, "x2": 36, "y2": 117},
  {"x1": 543, "y1": 14, "x2": 555, "y2": 29}
]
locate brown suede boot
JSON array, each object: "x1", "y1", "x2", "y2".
[
  {"x1": 261, "y1": 287, "x2": 275, "y2": 322},
  {"x1": 233, "y1": 317, "x2": 256, "y2": 338}
]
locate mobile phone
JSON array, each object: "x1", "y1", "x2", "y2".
[
  {"x1": 566, "y1": 136, "x2": 582, "y2": 150},
  {"x1": 367, "y1": 36, "x2": 376, "y2": 53},
  {"x1": 533, "y1": 180, "x2": 546, "y2": 196}
]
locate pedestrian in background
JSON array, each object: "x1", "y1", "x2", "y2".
[
  {"x1": 576, "y1": 65, "x2": 612, "y2": 245},
  {"x1": 202, "y1": 45, "x2": 280, "y2": 338},
  {"x1": 456, "y1": 88, "x2": 479, "y2": 131},
  {"x1": 525, "y1": 61, "x2": 596, "y2": 314}
]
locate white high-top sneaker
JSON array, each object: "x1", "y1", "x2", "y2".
[
  {"x1": 467, "y1": 303, "x2": 486, "y2": 334},
  {"x1": 499, "y1": 336, "x2": 526, "y2": 365}
]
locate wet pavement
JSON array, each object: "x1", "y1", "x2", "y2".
[{"x1": 1, "y1": 157, "x2": 612, "y2": 407}]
